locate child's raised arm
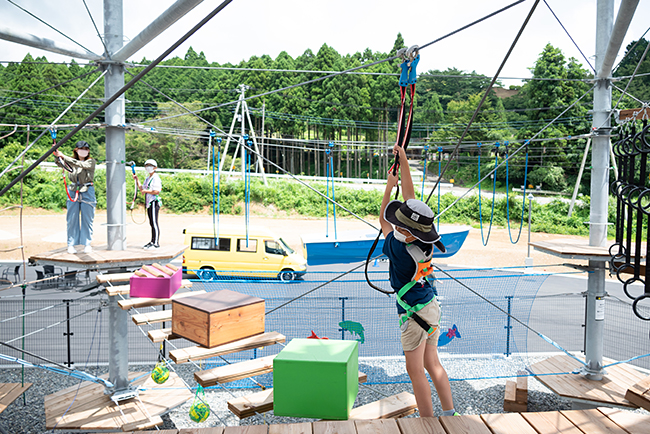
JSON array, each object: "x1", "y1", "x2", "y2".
[{"x1": 394, "y1": 144, "x2": 415, "y2": 201}]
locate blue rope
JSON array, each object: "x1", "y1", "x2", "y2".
[
  {"x1": 603, "y1": 352, "x2": 650, "y2": 368},
  {"x1": 326, "y1": 154, "x2": 330, "y2": 238},
  {"x1": 245, "y1": 145, "x2": 251, "y2": 247},
  {"x1": 478, "y1": 143, "x2": 499, "y2": 246},
  {"x1": 216, "y1": 138, "x2": 222, "y2": 243},
  {"x1": 505, "y1": 141, "x2": 529, "y2": 244}
]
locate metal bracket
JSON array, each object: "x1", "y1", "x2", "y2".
[{"x1": 110, "y1": 386, "x2": 140, "y2": 403}]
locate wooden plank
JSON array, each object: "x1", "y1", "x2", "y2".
[
  {"x1": 148, "y1": 328, "x2": 180, "y2": 343},
  {"x1": 354, "y1": 419, "x2": 399, "y2": 434},
  {"x1": 439, "y1": 414, "x2": 492, "y2": 434},
  {"x1": 97, "y1": 272, "x2": 134, "y2": 284},
  {"x1": 504, "y1": 381, "x2": 527, "y2": 412},
  {"x1": 179, "y1": 428, "x2": 223, "y2": 434},
  {"x1": 481, "y1": 413, "x2": 538, "y2": 434},
  {"x1": 269, "y1": 422, "x2": 312, "y2": 434},
  {"x1": 625, "y1": 376, "x2": 650, "y2": 411},
  {"x1": 516, "y1": 371, "x2": 528, "y2": 403},
  {"x1": 521, "y1": 411, "x2": 584, "y2": 434},
  {"x1": 118, "y1": 285, "x2": 198, "y2": 310},
  {"x1": 620, "y1": 108, "x2": 650, "y2": 121},
  {"x1": 560, "y1": 409, "x2": 629, "y2": 433},
  {"x1": 397, "y1": 417, "x2": 446, "y2": 434},
  {"x1": 228, "y1": 388, "x2": 274, "y2": 419},
  {"x1": 0, "y1": 383, "x2": 32, "y2": 414},
  {"x1": 599, "y1": 407, "x2": 650, "y2": 434},
  {"x1": 348, "y1": 391, "x2": 417, "y2": 420},
  {"x1": 195, "y1": 355, "x2": 276, "y2": 387},
  {"x1": 120, "y1": 415, "x2": 163, "y2": 432},
  {"x1": 132, "y1": 310, "x2": 172, "y2": 325},
  {"x1": 169, "y1": 332, "x2": 286, "y2": 364},
  {"x1": 223, "y1": 425, "x2": 268, "y2": 434},
  {"x1": 312, "y1": 421, "x2": 356, "y2": 434},
  {"x1": 105, "y1": 285, "x2": 131, "y2": 296}
]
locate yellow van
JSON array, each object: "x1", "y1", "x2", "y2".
[{"x1": 182, "y1": 224, "x2": 307, "y2": 281}]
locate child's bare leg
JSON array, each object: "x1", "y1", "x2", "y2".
[
  {"x1": 405, "y1": 341, "x2": 434, "y2": 417},
  {"x1": 423, "y1": 342, "x2": 454, "y2": 411}
]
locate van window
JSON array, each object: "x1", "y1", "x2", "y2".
[
  {"x1": 191, "y1": 237, "x2": 231, "y2": 251},
  {"x1": 265, "y1": 240, "x2": 284, "y2": 255},
  {"x1": 237, "y1": 238, "x2": 258, "y2": 253}
]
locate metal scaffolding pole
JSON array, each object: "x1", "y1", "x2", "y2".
[
  {"x1": 104, "y1": 0, "x2": 129, "y2": 394},
  {"x1": 0, "y1": 26, "x2": 103, "y2": 61},
  {"x1": 584, "y1": 0, "x2": 637, "y2": 381}
]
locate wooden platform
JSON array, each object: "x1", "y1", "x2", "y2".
[
  {"x1": 44, "y1": 371, "x2": 192, "y2": 431},
  {"x1": 169, "y1": 332, "x2": 286, "y2": 364},
  {"x1": 103, "y1": 408, "x2": 650, "y2": 433},
  {"x1": 0, "y1": 382, "x2": 32, "y2": 414},
  {"x1": 29, "y1": 244, "x2": 187, "y2": 270},
  {"x1": 529, "y1": 239, "x2": 629, "y2": 261},
  {"x1": 529, "y1": 355, "x2": 647, "y2": 408}
]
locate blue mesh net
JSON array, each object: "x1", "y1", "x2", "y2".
[{"x1": 190, "y1": 266, "x2": 550, "y2": 384}]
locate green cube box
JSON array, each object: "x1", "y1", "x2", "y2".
[{"x1": 273, "y1": 338, "x2": 358, "y2": 420}]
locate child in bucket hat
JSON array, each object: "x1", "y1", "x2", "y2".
[{"x1": 379, "y1": 144, "x2": 457, "y2": 417}]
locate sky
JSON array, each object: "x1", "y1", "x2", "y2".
[{"x1": 0, "y1": 0, "x2": 649, "y2": 85}]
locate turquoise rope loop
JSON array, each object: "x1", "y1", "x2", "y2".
[
  {"x1": 505, "y1": 141, "x2": 529, "y2": 244},
  {"x1": 478, "y1": 142, "x2": 499, "y2": 246},
  {"x1": 421, "y1": 144, "x2": 429, "y2": 199},
  {"x1": 437, "y1": 146, "x2": 443, "y2": 229}
]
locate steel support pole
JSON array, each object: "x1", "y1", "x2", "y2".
[
  {"x1": 104, "y1": 0, "x2": 129, "y2": 393},
  {"x1": 585, "y1": 0, "x2": 614, "y2": 381},
  {"x1": 0, "y1": 27, "x2": 103, "y2": 61}
]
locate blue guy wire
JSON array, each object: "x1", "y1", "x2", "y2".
[
  {"x1": 330, "y1": 142, "x2": 337, "y2": 239},
  {"x1": 326, "y1": 150, "x2": 330, "y2": 238},
  {"x1": 216, "y1": 138, "x2": 222, "y2": 244},
  {"x1": 478, "y1": 142, "x2": 499, "y2": 246},
  {"x1": 505, "y1": 141, "x2": 529, "y2": 244},
  {"x1": 437, "y1": 147, "x2": 443, "y2": 229},
  {"x1": 421, "y1": 144, "x2": 429, "y2": 200}
]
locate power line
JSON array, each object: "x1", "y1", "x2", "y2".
[{"x1": 138, "y1": 0, "x2": 529, "y2": 125}]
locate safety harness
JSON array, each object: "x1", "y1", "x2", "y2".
[
  {"x1": 51, "y1": 128, "x2": 82, "y2": 203},
  {"x1": 396, "y1": 244, "x2": 438, "y2": 336}
]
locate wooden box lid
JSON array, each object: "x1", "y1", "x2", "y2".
[{"x1": 172, "y1": 289, "x2": 264, "y2": 314}]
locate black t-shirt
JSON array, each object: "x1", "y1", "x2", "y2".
[{"x1": 382, "y1": 231, "x2": 437, "y2": 314}]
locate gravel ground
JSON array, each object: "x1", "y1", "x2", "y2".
[{"x1": 3, "y1": 355, "x2": 648, "y2": 434}]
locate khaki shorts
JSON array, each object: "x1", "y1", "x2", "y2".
[{"x1": 399, "y1": 299, "x2": 441, "y2": 352}]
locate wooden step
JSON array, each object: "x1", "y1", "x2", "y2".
[
  {"x1": 117, "y1": 285, "x2": 198, "y2": 310},
  {"x1": 349, "y1": 391, "x2": 417, "y2": 420},
  {"x1": 147, "y1": 328, "x2": 180, "y2": 343},
  {"x1": 96, "y1": 272, "x2": 134, "y2": 284},
  {"x1": 227, "y1": 372, "x2": 368, "y2": 419},
  {"x1": 169, "y1": 332, "x2": 286, "y2": 364},
  {"x1": 107, "y1": 280, "x2": 193, "y2": 299},
  {"x1": 229, "y1": 388, "x2": 274, "y2": 419},
  {"x1": 195, "y1": 355, "x2": 277, "y2": 387},
  {"x1": 131, "y1": 310, "x2": 172, "y2": 326},
  {"x1": 625, "y1": 375, "x2": 650, "y2": 411},
  {"x1": 120, "y1": 415, "x2": 163, "y2": 431},
  {"x1": 516, "y1": 371, "x2": 528, "y2": 403},
  {"x1": 504, "y1": 381, "x2": 527, "y2": 412}
]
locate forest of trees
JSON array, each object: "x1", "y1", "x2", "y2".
[{"x1": 1, "y1": 34, "x2": 648, "y2": 193}]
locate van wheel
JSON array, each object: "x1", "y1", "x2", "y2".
[
  {"x1": 198, "y1": 267, "x2": 217, "y2": 281},
  {"x1": 279, "y1": 269, "x2": 295, "y2": 282}
]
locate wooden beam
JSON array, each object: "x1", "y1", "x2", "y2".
[
  {"x1": 169, "y1": 332, "x2": 286, "y2": 364},
  {"x1": 117, "y1": 285, "x2": 198, "y2": 310},
  {"x1": 348, "y1": 391, "x2": 417, "y2": 420},
  {"x1": 195, "y1": 355, "x2": 276, "y2": 387},
  {"x1": 147, "y1": 328, "x2": 180, "y2": 343},
  {"x1": 619, "y1": 108, "x2": 650, "y2": 122},
  {"x1": 131, "y1": 310, "x2": 172, "y2": 325},
  {"x1": 625, "y1": 376, "x2": 650, "y2": 411},
  {"x1": 96, "y1": 272, "x2": 134, "y2": 284}
]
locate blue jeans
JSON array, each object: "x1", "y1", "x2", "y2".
[{"x1": 66, "y1": 186, "x2": 96, "y2": 246}]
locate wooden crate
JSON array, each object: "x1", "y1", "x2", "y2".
[{"x1": 172, "y1": 289, "x2": 265, "y2": 348}]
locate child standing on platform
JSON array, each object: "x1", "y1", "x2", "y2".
[
  {"x1": 133, "y1": 159, "x2": 162, "y2": 249},
  {"x1": 379, "y1": 144, "x2": 457, "y2": 418}
]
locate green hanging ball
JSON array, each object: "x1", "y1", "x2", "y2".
[
  {"x1": 189, "y1": 401, "x2": 210, "y2": 423},
  {"x1": 151, "y1": 363, "x2": 170, "y2": 384}
]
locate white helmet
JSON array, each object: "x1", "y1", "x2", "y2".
[{"x1": 144, "y1": 159, "x2": 158, "y2": 167}]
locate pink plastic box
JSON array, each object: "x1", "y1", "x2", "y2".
[{"x1": 129, "y1": 264, "x2": 182, "y2": 298}]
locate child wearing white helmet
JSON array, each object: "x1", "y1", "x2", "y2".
[{"x1": 133, "y1": 159, "x2": 162, "y2": 249}]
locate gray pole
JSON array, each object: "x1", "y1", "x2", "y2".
[
  {"x1": 104, "y1": 0, "x2": 129, "y2": 393},
  {"x1": 584, "y1": 0, "x2": 614, "y2": 381},
  {"x1": 0, "y1": 26, "x2": 102, "y2": 61}
]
